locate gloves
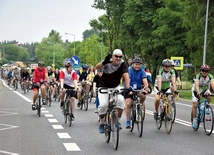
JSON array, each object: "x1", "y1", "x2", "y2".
[{"x1": 102, "y1": 54, "x2": 112, "y2": 65}]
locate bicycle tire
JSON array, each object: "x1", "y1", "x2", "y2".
[
  {"x1": 24, "y1": 83, "x2": 26, "y2": 94},
  {"x1": 137, "y1": 104, "x2": 144, "y2": 137},
  {"x1": 37, "y1": 95, "x2": 41, "y2": 117},
  {"x1": 203, "y1": 104, "x2": 214, "y2": 136},
  {"x1": 104, "y1": 112, "x2": 111, "y2": 143},
  {"x1": 172, "y1": 101, "x2": 176, "y2": 124},
  {"x1": 64, "y1": 102, "x2": 68, "y2": 124},
  {"x1": 69, "y1": 102, "x2": 72, "y2": 127},
  {"x1": 84, "y1": 95, "x2": 88, "y2": 111},
  {"x1": 156, "y1": 103, "x2": 163, "y2": 130},
  {"x1": 165, "y1": 103, "x2": 173, "y2": 134},
  {"x1": 48, "y1": 89, "x2": 51, "y2": 107},
  {"x1": 111, "y1": 111, "x2": 119, "y2": 150},
  {"x1": 129, "y1": 107, "x2": 135, "y2": 132}
]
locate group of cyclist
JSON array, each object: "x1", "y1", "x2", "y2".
[{"x1": 2, "y1": 48, "x2": 213, "y2": 132}]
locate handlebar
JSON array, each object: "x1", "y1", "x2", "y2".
[{"x1": 130, "y1": 86, "x2": 152, "y2": 95}]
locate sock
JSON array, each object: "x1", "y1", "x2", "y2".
[{"x1": 100, "y1": 118, "x2": 104, "y2": 124}]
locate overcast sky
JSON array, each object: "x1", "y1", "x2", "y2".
[{"x1": 0, "y1": 0, "x2": 104, "y2": 43}]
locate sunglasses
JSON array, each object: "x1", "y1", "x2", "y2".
[
  {"x1": 114, "y1": 55, "x2": 122, "y2": 59},
  {"x1": 201, "y1": 70, "x2": 209, "y2": 73},
  {"x1": 164, "y1": 66, "x2": 171, "y2": 68}
]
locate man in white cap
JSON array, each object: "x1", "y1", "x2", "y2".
[{"x1": 95, "y1": 49, "x2": 130, "y2": 133}]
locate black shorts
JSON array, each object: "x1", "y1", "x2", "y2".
[
  {"x1": 124, "y1": 94, "x2": 134, "y2": 100},
  {"x1": 64, "y1": 84, "x2": 77, "y2": 99}
]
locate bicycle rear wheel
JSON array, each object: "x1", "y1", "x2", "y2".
[
  {"x1": 203, "y1": 104, "x2": 214, "y2": 136},
  {"x1": 172, "y1": 101, "x2": 176, "y2": 124},
  {"x1": 129, "y1": 107, "x2": 136, "y2": 132},
  {"x1": 137, "y1": 104, "x2": 144, "y2": 137},
  {"x1": 104, "y1": 113, "x2": 111, "y2": 143},
  {"x1": 156, "y1": 103, "x2": 163, "y2": 130},
  {"x1": 111, "y1": 111, "x2": 119, "y2": 150},
  {"x1": 165, "y1": 103, "x2": 173, "y2": 134}
]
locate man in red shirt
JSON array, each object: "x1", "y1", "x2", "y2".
[
  {"x1": 60, "y1": 61, "x2": 78, "y2": 121},
  {"x1": 32, "y1": 61, "x2": 49, "y2": 110}
]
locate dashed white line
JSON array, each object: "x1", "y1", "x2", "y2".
[
  {"x1": 44, "y1": 114, "x2": 54, "y2": 117},
  {"x1": 48, "y1": 119, "x2": 58, "y2": 123},
  {"x1": 63, "y1": 143, "x2": 81, "y2": 151},
  {"x1": 52, "y1": 125, "x2": 64, "y2": 129},
  {"x1": 57, "y1": 133, "x2": 71, "y2": 138},
  {"x1": 41, "y1": 111, "x2": 49, "y2": 113}
]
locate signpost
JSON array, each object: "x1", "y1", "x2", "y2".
[{"x1": 70, "y1": 56, "x2": 81, "y2": 70}]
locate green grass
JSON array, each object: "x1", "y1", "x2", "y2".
[{"x1": 178, "y1": 90, "x2": 192, "y2": 100}]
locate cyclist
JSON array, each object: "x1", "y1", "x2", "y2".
[
  {"x1": 153, "y1": 59, "x2": 178, "y2": 120},
  {"x1": 87, "y1": 66, "x2": 95, "y2": 99},
  {"x1": 93, "y1": 68, "x2": 103, "y2": 113},
  {"x1": 59, "y1": 61, "x2": 78, "y2": 121},
  {"x1": 7, "y1": 69, "x2": 12, "y2": 85},
  {"x1": 124, "y1": 57, "x2": 150, "y2": 129},
  {"x1": 96, "y1": 49, "x2": 130, "y2": 133},
  {"x1": 170, "y1": 60, "x2": 182, "y2": 89},
  {"x1": 20, "y1": 68, "x2": 30, "y2": 90},
  {"x1": 32, "y1": 61, "x2": 49, "y2": 110},
  {"x1": 77, "y1": 64, "x2": 89, "y2": 107},
  {"x1": 54, "y1": 68, "x2": 60, "y2": 97},
  {"x1": 191, "y1": 64, "x2": 214, "y2": 129},
  {"x1": 47, "y1": 66, "x2": 56, "y2": 100},
  {"x1": 12, "y1": 67, "x2": 20, "y2": 88}
]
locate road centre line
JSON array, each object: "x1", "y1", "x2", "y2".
[{"x1": 0, "y1": 150, "x2": 19, "y2": 155}]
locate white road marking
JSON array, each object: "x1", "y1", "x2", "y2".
[
  {"x1": 41, "y1": 107, "x2": 45, "y2": 110},
  {"x1": 13, "y1": 91, "x2": 32, "y2": 102},
  {"x1": 63, "y1": 143, "x2": 81, "y2": 151},
  {"x1": 0, "y1": 111, "x2": 18, "y2": 117},
  {"x1": 41, "y1": 111, "x2": 49, "y2": 113},
  {"x1": 57, "y1": 133, "x2": 71, "y2": 138},
  {"x1": 44, "y1": 114, "x2": 54, "y2": 117},
  {"x1": 48, "y1": 119, "x2": 58, "y2": 123},
  {"x1": 0, "y1": 150, "x2": 19, "y2": 155},
  {"x1": 0, "y1": 123, "x2": 18, "y2": 131},
  {"x1": 52, "y1": 125, "x2": 64, "y2": 129}
]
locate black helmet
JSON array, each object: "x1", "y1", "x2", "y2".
[
  {"x1": 132, "y1": 57, "x2": 143, "y2": 64},
  {"x1": 38, "y1": 61, "x2": 45, "y2": 66},
  {"x1": 64, "y1": 61, "x2": 73, "y2": 67}
]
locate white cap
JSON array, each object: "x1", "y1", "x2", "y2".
[{"x1": 113, "y1": 49, "x2": 122, "y2": 55}]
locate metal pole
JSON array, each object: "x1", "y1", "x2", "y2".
[
  {"x1": 203, "y1": 0, "x2": 210, "y2": 65},
  {"x1": 73, "y1": 35, "x2": 75, "y2": 56}
]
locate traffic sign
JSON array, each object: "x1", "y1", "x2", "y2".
[{"x1": 70, "y1": 56, "x2": 80, "y2": 66}]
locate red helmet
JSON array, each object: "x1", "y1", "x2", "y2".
[{"x1": 200, "y1": 64, "x2": 210, "y2": 71}]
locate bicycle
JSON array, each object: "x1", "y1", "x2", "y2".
[
  {"x1": 129, "y1": 86, "x2": 152, "y2": 137},
  {"x1": 191, "y1": 92, "x2": 214, "y2": 136},
  {"x1": 33, "y1": 83, "x2": 42, "y2": 117},
  {"x1": 22, "y1": 78, "x2": 29, "y2": 94},
  {"x1": 156, "y1": 88, "x2": 178, "y2": 134},
  {"x1": 99, "y1": 87, "x2": 129, "y2": 150},
  {"x1": 80, "y1": 81, "x2": 89, "y2": 111},
  {"x1": 62, "y1": 89, "x2": 76, "y2": 127},
  {"x1": 45, "y1": 83, "x2": 53, "y2": 106}
]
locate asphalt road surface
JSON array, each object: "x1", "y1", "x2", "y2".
[{"x1": 0, "y1": 79, "x2": 214, "y2": 155}]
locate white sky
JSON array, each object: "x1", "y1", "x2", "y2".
[{"x1": 0, "y1": 0, "x2": 105, "y2": 43}]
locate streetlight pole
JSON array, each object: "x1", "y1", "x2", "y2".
[
  {"x1": 65, "y1": 33, "x2": 75, "y2": 56},
  {"x1": 203, "y1": 0, "x2": 210, "y2": 65},
  {"x1": 47, "y1": 42, "x2": 56, "y2": 68}
]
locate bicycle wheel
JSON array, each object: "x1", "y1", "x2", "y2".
[
  {"x1": 165, "y1": 103, "x2": 173, "y2": 134},
  {"x1": 69, "y1": 104, "x2": 72, "y2": 127},
  {"x1": 129, "y1": 106, "x2": 136, "y2": 132},
  {"x1": 172, "y1": 101, "x2": 176, "y2": 124},
  {"x1": 156, "y1": 103, "x2": 163, "y2": 130},
  {"x1": 104, "y1": 113, "x2": 111, "y2": 143},
  {"x1": 48, "y1": 89, "x2": 52, "y2": 106},
  {"x1": 111, "y1": 111, "x2": 119, "y2": 150},
  {"x1": 203, "y1": 104, "x2": 214, "y2": 136},
  {"x1": 191, "y1": 108, "x2": 200, "y2": 131},
  {"x1": 84, "y1": 95, "x2": 88, "y2": 111},
  {"x1": 137, "y1": 104, "x2": 144, "y2": 137},
  {"x1": 23, "y1": 83, "x2": 26, "y2": 94},
  {"x1": 64, "y1": 102, "x2": 69, "y2": 124},
  {"x1": 37, "y1": 96, "x2": 41, "y2": 117}
]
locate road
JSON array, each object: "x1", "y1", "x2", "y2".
[{"x1": 0, "y1": 79, "x2": 214, "y2": 155}]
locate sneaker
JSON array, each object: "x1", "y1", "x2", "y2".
[
  {"x1": 99, "y1": 124, "x2": 105, "y2": 133},
  {"x1": 94, "y1": 109, "x2": 98, "y2": 113},
  {"x1": 192, "y1": 119, "x2": 198, "y2": 129},
  {"x1": 53, "y1": 94, "x2": 56, "y2": 98},
  {"x1": 118, "y1": 122, "x2": 122, "y2": 130},
  {"x1": 42, "y1": 100, "x2": 46, "y2": 105},
  {"x1": 60, "y1": 102, "x2": 64, "y2": 109},
  {"x1": 153, "y1": 112, "x2": 158, "y2": 120},
  {"x1": 71, "y1": 114, "x2": 75, "y2": 121},
  {"x1": 126, "y1": 120, "x2": 131, "y2": 129},
  {"x1": 32, "y1": 104, "x2": 37, "y2": 110},
  {"x1": 77, "y1": 102, "x2": 80, "y2": 108}
]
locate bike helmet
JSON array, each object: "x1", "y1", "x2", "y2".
[
  {"x1": 47, "y1": 66, "x2": 52, "y2": 70},
  {"x1": 170, "y1": 60, "x2": 175, "y2": 66},
  {"x1": 200, "y1": 64, "x2": 210, "y2": 71},
  {"x1": 132, "y1": 57, "x2": 143, "y2": 64},
  {"x1": 64, "y1": 61, "x2": 73, "y2": 67},
  {"x1": 82, "y1": 64, "x2": 89, "y2": 70},
  {"x1": 162, "y1": 59, "x2": 172, "y2": 67},
  {"x1": 38, "y1": 61, "x2": 45, "y2": 66}
]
